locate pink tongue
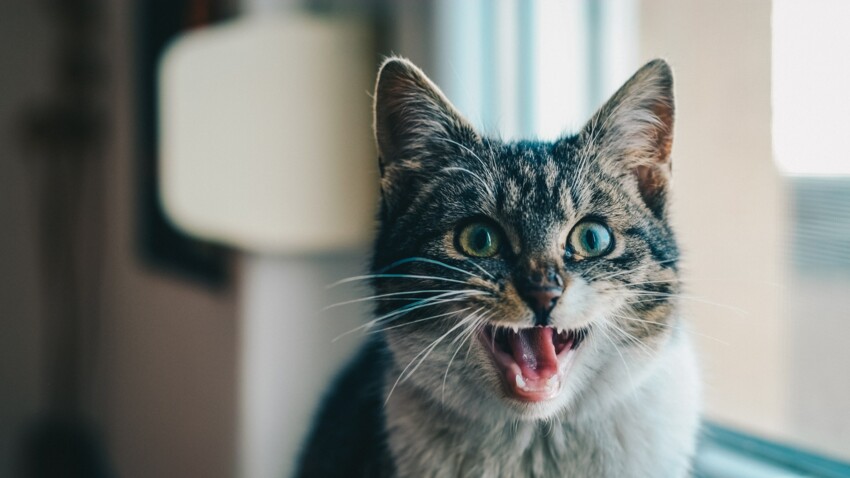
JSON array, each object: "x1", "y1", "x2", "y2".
[{"x1": 509, "y1": 327, "x2": 559, "y2": 380}]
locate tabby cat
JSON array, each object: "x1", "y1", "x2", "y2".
[{"x1": 297, "y1": 57, "x2": 700, "y2": 477}]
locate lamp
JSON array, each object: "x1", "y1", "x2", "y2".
[
  {"x1": 158, "y1": 12, "x2": 376, "y2": 477},
  {"x1": 159, "y1": 13, "x2": 377, "y2": 254}
]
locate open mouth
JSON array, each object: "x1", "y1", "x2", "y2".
[{"x1": 481, "y1": 325, "x2": 588, "y2": 402}]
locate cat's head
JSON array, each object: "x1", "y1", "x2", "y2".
[{"x1": 370, "y1": 57, "x2": 680, "y2": 421}]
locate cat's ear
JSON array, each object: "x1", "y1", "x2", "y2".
[
  {"x1": 581, "y1": 59, "x2": 674, "y2": 217},
  {"x1": 373, "y1": 57, "x2": 478, "y2": 178}
]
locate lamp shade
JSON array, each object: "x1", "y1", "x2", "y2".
[{"x1": 159, "y1": 13, "x2": 377, "y2": 254}]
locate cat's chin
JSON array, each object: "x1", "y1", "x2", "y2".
[{"x1": 480, "y1": 325, "x2": 587, "y2": 404}]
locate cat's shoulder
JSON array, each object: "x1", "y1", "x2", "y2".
[{"x1": 295, "y1": 338, "x2": 394, "y2": 478}]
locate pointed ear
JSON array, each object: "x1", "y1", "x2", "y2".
[
  {"x1": 582, "y1": 59, "x2": 675, "y2": 217},
  {"x1": 373, "y1": 57, "x2": 478, "y2": 178}
]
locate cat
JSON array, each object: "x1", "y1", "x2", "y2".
[{"x1": 296, "y1": 57, "x2": 700, "y2": 478}]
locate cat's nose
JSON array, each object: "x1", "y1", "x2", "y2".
[{"x1": 519, "y1": 267, "x2": 564, "y2": 325}]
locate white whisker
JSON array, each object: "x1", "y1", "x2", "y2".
[
  {"x1": 377, "y1": 256, "x2": 486, "y2": 281},
  {"x1": 625, "y1": 291, "x2": 748, "y2": 316},
  {"x1": 385, "y1": 311, "x2": 481, "y2": 405},
  {"x1": 364, "y1": 307, "x2": 472, "y2": 336},
  {"x1": 327, "y1": 273, "x2": 473, "y2": 289},
  {"x1": 611, "y1": 312, "x2": 730, "y2": 346},
  {"x1": 602, "y1": 321, "x2": 654, "y2": 358},
  {"x1": 463, "y1": 258, "x2": 496, "y2": 279},
  {"x1": 332, "y1": 292, "x2": 483, "y2": 342},
  {"x1": 441, "y1": 309, "x2": 488, "y2": 401},
  {"x1": 597, "y1": 326, "x2": 638, "y2": 401},
  {"x1": 441, "y1": 166, "x2": 496, "y2": 200},
  {"x1": 588, "y1": 258, "x2": 679, "y2": 282},
  {"x1": 323, "y1": 289, "x2": 477, "y2": 310},
  {"x1": 434, "y1": 137, "x2": 493, "y2": 172}
]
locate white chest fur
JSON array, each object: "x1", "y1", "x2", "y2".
[{"x1": 384, "y1": 336, "x2": 700, "y2": 478}]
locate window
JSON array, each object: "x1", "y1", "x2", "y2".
[
  {"x1": 428, "y1": 0, "x2": 850, "y2": 473},
  {"x1": 773, "y1": 0, "x2": 850, "y2": 176}
]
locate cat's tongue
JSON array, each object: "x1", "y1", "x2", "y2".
[
  {"x1": 483, "y1": 325, "x2": 583, "y2": 402},
  {"x1": 509, "y1": 327, "x2": 559, "y2": 381}
]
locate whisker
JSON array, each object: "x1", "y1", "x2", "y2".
[
  {"x1": 622, "y1": 280, "x2": 678, "y2": 287},
  {"x1": 369, "y1": 293, "x2": 481, "y2": 324},
  {"x1": 629, "y1": 277, "x2": 786, "y2": 290},
  {"x1": 362, "y1": 307, "x2": 472, "y2": 336},
  {"x1": 441, "y1": 167, "x2": 497, "y2": 200},
  {"x1": 403, "y1": 314, "x2": 480, "y2": 382},
  {"x1": 332, "y1": 293, "x2": 483, "y2": 342},
  {"x1": 333, "y1": 303, "x2": 471, "y2": 343},
  {"x1": 602, "y1": 321, "x2": 654, "y2": 358},
  {"x1": 624, "y1": 291, "x2": 748, "y2": 316},
  {"x1": 465, "y1": 312, "x2": 492, "y2": 361},
  {"x1": 612, "y1": 314, "x2": 730, "y2": 346},
  {"x1": 587, "y1": 258, "x2": 679, "y2": 282},
  {"x1": 385, "y1": 311, "x2": 481, "y2": 405},
  {"x1": 463, "y1": 258, "x2": 496, "y2": 279},
  {"x1": 597, "y1": 327, "x2": 639, "y2": 400},
  {"x1": 323, "y1": 289, "x2": 477, "y2": 310},
  {"x1": 434, "y1": 137, "x2": 493, "y2": 172},
  {"x1": 377, "y1": 256, "x2": 484, "y2": 280},
  {"x1": 610, "y1": 313, "x2": 673, "y2": 330},
  {"x1": 441, "y1": 308, "x2": 486, "y2": 401},
  {"x1": 590, "y1": 326, "x2": 602, "y2": 355},
  {"x1": 327, "y1": 273, "x2": 475, "y2": 289}
]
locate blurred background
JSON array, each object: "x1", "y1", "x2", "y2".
[{"x1": 1, "y1": 0, "x2": 849, "y2": 477}]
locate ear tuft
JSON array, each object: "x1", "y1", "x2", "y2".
[
  {"x1": 582, "y1": 59, "x2": 675, "y2": 217},
  {"x1": 373, "y1": 57, "x2": 477, "y2": 170}
]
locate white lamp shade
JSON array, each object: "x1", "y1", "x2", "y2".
[{"x1": 159, "y1": 14, "x2": 378, "y2": 254}]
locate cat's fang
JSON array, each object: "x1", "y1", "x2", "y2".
[
  {"x1": 481, "y1": 324, "x2": 585, "y2": 402},
  {"x1": 515, "y1": 373, "x2": 560, "y2": 394},
  {"x1": 516, "y1": 374, "x2": 527, "y2": 389}
]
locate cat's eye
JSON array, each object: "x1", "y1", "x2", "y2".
[
  {"x1": 457, "y1": 222, "x2": 502, "y2": 258},
  {"x1": 568, "y1": 221, "x2": 613, "y2": 258}
]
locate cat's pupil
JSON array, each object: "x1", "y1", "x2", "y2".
[
  {"x1": 474, "y1": 229, "x2": 491, "y2": 251},
  {"x1": 584, "y1": 229, "x2": 598, "y2": 250}
]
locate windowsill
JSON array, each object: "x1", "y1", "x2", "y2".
[{"x1": 694, "y1": 423, "x2": 850, "y2": 478}]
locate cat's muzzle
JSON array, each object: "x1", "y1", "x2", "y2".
[{"x1": 480, "y1": 325, "x2": 588, "y2": 402}]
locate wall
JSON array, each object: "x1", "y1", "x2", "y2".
[
  {"x1": 640, "y1": 0, "x2": 791, "y2": 440},
  {"x1": 97, "y1": 1, "x2": 240, "y2": 477},
  {"x1": 0, "y1": 2, "x2": 51, "y2": 476},
  {"x1": 0, "y1": 2, "x2": 240, "y2": 477},
  {"x1": 238, "y1": 255, "x2": 368, "y2": 478}
]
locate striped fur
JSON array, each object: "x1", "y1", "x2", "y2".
[{"x1": 297, "y1": 58, "x2": 699, "y2": 478}]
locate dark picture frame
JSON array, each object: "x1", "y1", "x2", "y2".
[{"x1": 134, "y1": 0, "x2": 235, "y2": 286}]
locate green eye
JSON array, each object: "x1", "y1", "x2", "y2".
[
  {"x1": 457, "y1": 222, "x2": 502, "y2": 258},
  {"x1": 569, "y1": 221, "x2": 613, "y2": 258}
]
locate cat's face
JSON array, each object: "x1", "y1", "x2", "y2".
[{"x1": 370, "y1": 58, "x2": 680, "y2": 421}]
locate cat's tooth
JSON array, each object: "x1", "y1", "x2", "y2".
[
  {"x1": 546, "y1": 375, "x2": 559, "y2": 388},
  {"x1": 516, "y1": 374, "x2": 527, "y2": 389}
]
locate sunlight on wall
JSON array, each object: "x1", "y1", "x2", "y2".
[
  {"x1": 773, "y1": 0, "x2": 850, "y2": 176},
  {"x1": 433, "y1": 0, "x2": 637, "y2": 141},
  {"x1": 532, "y1": 0, "x2": 638, "y2": 139},
  {"x1": 532, "y1": 0, "x2": 588, "y2": 138}
]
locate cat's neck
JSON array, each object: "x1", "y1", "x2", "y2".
[{"x1": 382, "y1": 336, "x2": 699, "y2": 478}]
